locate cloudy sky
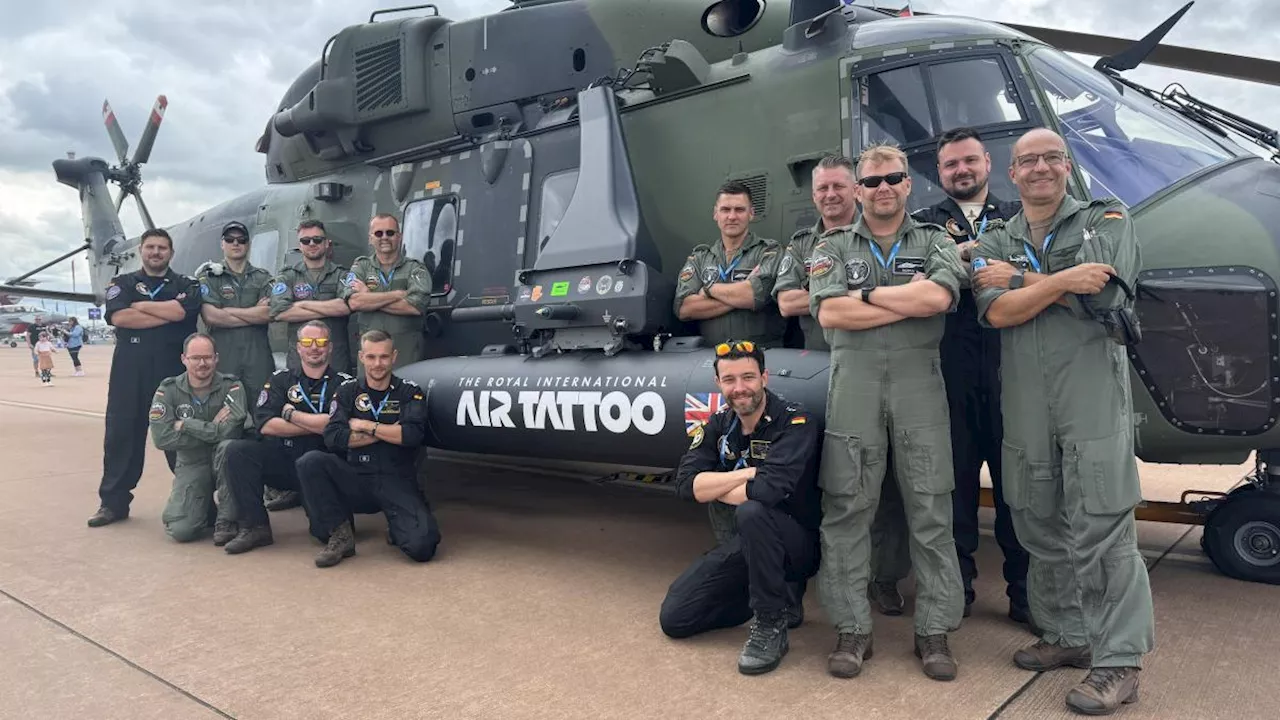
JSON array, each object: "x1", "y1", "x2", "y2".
[{"x1": 1, "y1": 0, "x2": 1275, "y2": 316}]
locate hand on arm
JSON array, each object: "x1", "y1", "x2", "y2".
[
  {"x1": 109, "y1": 308, "x2": 170, "y2": 329},
  {"x1": 201, "y1": 304, "x2": 250, "y2": 328},
  {"x1": 777, "y1": 288, "x2": 811, "y2": 317},
  {"x1": 985, "y1": 264, "x2": 1113, "y2": 328},
  {"x1": 705, "y1": 280, "x2": 757, "y2": 310},
  {"x1": 677, "y1": 293, "x2": 733, "y2": 321},
  {"x1": 816, "y1": 295, "x2": 908, "y2": 330},
  {"x1": 692, "y1": 466, "x2": 755, "y2": 503},
  {"x1": 859, "y1": 274, "x2": 952, "y2": 317}
]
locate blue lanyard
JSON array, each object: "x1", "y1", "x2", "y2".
[
  {"x1": 190, "y1": 392, "x2": 208, "y2": 410},
  {"x1": 144, "y1": 278, "x2": 169, "y2": 300},
  {"x1": 718, "y1": 415, "x2": 748, "y2": 470},
  {"x1": 1022, "y1": 232, "x2": 1055, "y2": 273},
  {"x1": 377, "y1": 266, "x2": 396, "y2": 287},
  {"x1": 297, "y1": 378, "x2": 328, "y2": 414},
  {"x1": 369, "y1": 391, "x2": 391, "y2": 421},
  {"x1": 976, "y1": 215, "x2": 988, "y2": 237},
  {"x1": 869, "y1": 238, "x2": 902, "y2": 270},
  {"x1": 718, "y1": 253, "x2": 743, "y2": 282}
]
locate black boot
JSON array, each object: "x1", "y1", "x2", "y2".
[
  {"x1": 737, "y1": 614, "x2": 789, "y2": 675},
  {"x1": 87, "y1": 506, "x2": 128, "y2": 528},
  {"x1": 315, "y1": 521, "x2": 356, "y2": 568}
]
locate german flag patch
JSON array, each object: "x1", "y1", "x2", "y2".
[
  {"x1": 790, "y1": 416, "x2": 807, "y2": 425},
  {"x1": 1103, "y1": 210, "x2": 1124, "y2": 220}
]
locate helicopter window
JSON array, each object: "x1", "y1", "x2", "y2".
[
  {"x1": 1027, "y1": 47, "x2": 1239, "y2": 208},
  {"x1": 538, "y1": 170, "x2": 579, "y2": 246},
  {"x1": 403, "y1": 197, "x2": 458, "y2": 296},
  {"x1": 249, "y1": 230, "x2": 279, "y2": 271}
]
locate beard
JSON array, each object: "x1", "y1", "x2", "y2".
[
  {"x1": 731, "y1": 389, "x2": 764, "y2": 416},
  {"x1": 946, "y1": 175, "x2": 987, "y2": 201}
]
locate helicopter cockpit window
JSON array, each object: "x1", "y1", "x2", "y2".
[
  {"x1": 402, "y1": 197, "x2": 458, "y2": 296},
  {"x1": 538, "y1": 170, "x2": 579, "y2": 247},
  {"x1": 1027, "y1": 47, "x2": 1240, "y2": 208},
  {"x1": 249, "y1": 230, "x2": 279, "y2": 271}
]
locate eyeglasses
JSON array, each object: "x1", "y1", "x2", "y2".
[
  {"x1": 372, "y1": 229, "x2": 399, "y2": 238},
  {"x1": 1014, "y1": 151, "x2": 1068, "y2": 169},
  {"x1": 185, "y1": 354, "x2": 216, "y2": 363},
  {"x1": 857, "y1": 172, "x2": 907, "y2": 188},
  {"x1": 298, "y1": 235, "x2": 326, "y2": 245},
  {"x1": 222, "y1": 235, "x2": 249, "y2": 245},
  {"x1": 715, "y1": 340, "x2": 756, "y2": 356},
  {"x1": 298, "y1": 338, "x2": 330, "y2": 348}
]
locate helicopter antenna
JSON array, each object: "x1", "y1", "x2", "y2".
[{"x1": 1094, "y1": 1, "x2": 1194, "y2": 74}]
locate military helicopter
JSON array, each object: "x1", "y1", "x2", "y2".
[{"x1": 12, "y1": 0, "x2": 1280, "y2": 583}]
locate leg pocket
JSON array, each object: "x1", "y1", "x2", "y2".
[
  {"x1": 818, "y1": 430, "x2": 878, "y2": 513},
  {"x1": 1069, "y1": 433, "x2": 1142, "y2": 515},
  {"x1": 905, "y1": 424, "x2": 955, "y2": 495},
  {"x1": 1001, "y1": 440, "x2": 1056, "y2": 519}
]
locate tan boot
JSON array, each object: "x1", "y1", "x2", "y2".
[
  {"x1": 1065, "y1": 667, "x2": 1139, "y2": 715},
  {"x1": 213, "y1": 520, "x2": 238, "y2": 547},
  {"x1": 914, "y1": 633, "x2": 958, "y2": 681},
  {"x1": 1014, "y1": 639, "x2": 1092, "y2": 671},
  {"x1": 315, "y1": 521, "x2": 356, "y2": 568},
  {"x1": 827, "y1": 632, "x2": 873, "y2": 678}
]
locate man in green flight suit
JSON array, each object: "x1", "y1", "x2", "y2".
[
  {"x1": 973, "y1": 128, "x2": 1153, "y2": 716},
  {"x1": 674, "y1": 180, "x2": 786, "y2": 349},
  {"x1": 809, "y1": 143, "x2": 966, "y2": 682},
  {"x1": 149, "y1": 333, "x2": 248, "y2": 544},
  {"x1": 269, "y1": 220, "x2": 353, "y2": 374},
  {"x1": 196, "y1": 221, "x2": 276, "y2": 402},
  {"x1": 340, "y1": 213, "x2": 432, "y2": 372},
  {"x1": 774, "y1": 154, "x2": 914, "y2": 618}
]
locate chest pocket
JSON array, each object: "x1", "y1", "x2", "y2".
[{"x1": 1044, "y1": 232, "x2": 1085, "y2": 274}]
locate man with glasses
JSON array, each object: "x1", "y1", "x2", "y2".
[
  {"x1": 911, "y1": 128, "x2": 1031, "y2": 629},
  {"x1": 269, "y1": 220, "x2": 353, "y2": 374},
  {"x1": 661, "y1": 340, "x2": 821, "y2": 676},
  {"x1": 809, "y1": 143, "x2": 967, "y2": 682},
  {"x1": 89, "y1": 228, "x2": 202, "y2": 528},
  {"x1": 340, "y1": 214, "x2": 432, "y2": 371},
  {"x1": 973, "y1": 128, "x2": 1152, "y2": 716},
  {"x1": 149, "y1": 333, "x2": 248, "y2": 543},
  {"x1": 220, "y1": 320, "x2": 354, "y2": 555},
  {"x1": 196, "y1": 221, "x2": 276, "y2": 406}
]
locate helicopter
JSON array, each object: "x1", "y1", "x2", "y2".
[{"x1": 12, "y1": 0, "x2": 1280, "y2": 584}]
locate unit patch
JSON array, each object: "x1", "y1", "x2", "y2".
[
  {"x1": 149, "y1": 402, "x2": 167, "y2": 421},
  {"x1": 200, "y1": 283, "x2": 210, "y2": 298},
  {"x1": 135, "y1": 282, "x2": 149, "y2": 295},
  {"x1": 893, "y1": 257, "x2": 926, "y2": 276},
  {"x1": 679, "y1": 264, "x2": 695, "y2": 283},
  {"x1": 701, "y1": 267, "x2": 718, "y2": 285},
  {"x1": 271, "y1": 282, "x2": 288, "y2": 295},
  {"x1": 1103, "y1": 210, "x2": 1125, "y2": 220},
  {"x1": 287, "y1": 385, "x2": 305, "y2": 403},
  {"x1": 355, "y1": 393, "x2": 372, "y2": 412},
  {"x1": 689, "y1": 423, "x2": 705, "y2": 449},
  {"x1": 176, "y1": 403, "x2": 194, "y2": 420},
  {"x1": 257, "y1": 389, "x2": 269, "y2": 407},
  {"x1": 343, "y1": 271, "x2": 358, "y2": 286},
  {"x1": 750, "y1": 440, "x2": 771, "y2": 459},
  {"x1": 778, "y1": 253, "x2": 794, "y2": 276},
  {"x1": 1007, "y1": 252, "x2": 1031, "y2": 270},
  {"x1": 220, "y1": 285, "x2": 236, "y2": 300},
  {"x1": 106, "y1": 285, "x2": 121, "y2": 300},
  {"x1": 845, "y1": 258, "x2": 871, "y2": 286},
  {"x1": 293, "y1": 283, "x2": 314, "y2": 299},
  {"x1": 945, "y1": 218, "x2": 968, "y2": 239},
  {"x1": 809, "y1": 255, "x2": 834, "y2": 278}
]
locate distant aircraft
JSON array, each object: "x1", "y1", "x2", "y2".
[{"x1": 0, "y1": 303, "x2": 70, "y2": 346}]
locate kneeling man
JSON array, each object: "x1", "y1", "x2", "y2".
[
  {"x1": 296, "y1": 330, "x2": 442, "y2": 567},
  {"x1": 660, "y1": 340, "x2": 821, "y2": 675},
  {"x1": 222, "y1": 320, "x2": 354, "y2": 554}
]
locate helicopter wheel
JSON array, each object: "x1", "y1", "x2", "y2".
[{"x1": 1202, "y1": 487, "x2": 1280, "y2": 585}]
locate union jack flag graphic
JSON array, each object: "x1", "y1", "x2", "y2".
[{"x1": 684, "y1": 393, "x2": 725, "y2": 435}]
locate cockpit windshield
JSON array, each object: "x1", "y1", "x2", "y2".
[{"x1": 1027, "y1": 47, "x2": 1245, "y2": 207}]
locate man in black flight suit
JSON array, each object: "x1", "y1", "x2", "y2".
[
  {"x1": 912, "y1": 127, "x2": 1031, "y2": 626},
  {"x1": 660, "y1": 340, "x2": 821, "y2": 676},
  {"x1": 295, "y1": 329, "x2": 442, "y2": 568},
  {"x1": 89, "y1": 228, "x2": 202, "y2": 527},
  {"x1": 222, "y1": 320, "x2": 353, "y2": 554}
]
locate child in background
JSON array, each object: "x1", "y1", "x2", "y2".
[{"x1": 35, "y1": 331, "x2": 55, "y2": 386}]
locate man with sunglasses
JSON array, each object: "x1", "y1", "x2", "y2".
[
  {"x1": 220, "y1": 320, "x2": 354, "y2": 554},
  {"x1": 269, "y1": 220, "x2": 353, "y2": 374},
  {"x1": 808, "y1": 143, "x2": 967, "y2": 682},
  {"x1": 662, "y1": 340, "x2": 821, "y2": 676},
  {"x1": 774, "y1": 154, "x2": 914, "y2": 619},
  {"x1": 340, "y1": 214, "x2": 432, "y2": 372},
  {"x1": 911, "y1": 128, "x2": 1031, "y2": 630},
  {"x1": 973, "y1": 128, "x2": 1152, "y2": 716}
]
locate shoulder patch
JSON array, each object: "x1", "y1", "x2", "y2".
[
  {"x1": 105, "y1": 285, "x2": 122, "y2": 300},
  {"x1": 271, "y1": 281, "x2": 288, "y2": 295},
  {"x1": 790, "y1": 415, "x2": 807, "y2": 425},
  {"x1": 1103, "y1": 210, "x2": 1125, "y2": 220},
  {"x1": 337, "y1": 372, "x2": 355, "y2": 382},
  {"x1": 257, "y1": 389, "x2": 269, "y2": 407},
  {"x1": 777, "y1": 253, "x2": 794, "y2": 276},
  {"x1": 149, "y1": 402, "x2": 167, "y2": 422},
  {"x1": 809, "y1": 254, "x2": 835, "y2": 278},
  {"x1": 689, "y1": 423, "x2": 705, "y2": 449}
]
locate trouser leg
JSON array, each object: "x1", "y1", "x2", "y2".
[
  {"x1": 870, "y1": 451, "x2": 912, "y2": 584},
  {"x1": 373, "y1": 472, "x2": 442, "y2": 563},
  {"x1": 659, "y1": 538, "x2": 752, "y2": 638},
  {"x1": 163, "y1": 462, "x2": 215, "y2": 542},
  {"x1": 297, "y1": 451, "x2": 376, "y2": 542},
  {"x1": 708, "y1": 502, "x2": 738, "y2": 545},
  {"x1": 213, "y1": 440, "x2": 238, "y2": 524},
  {"x1": 227, "y1": 440, "x2": 301, "y2": 527},
  {"x1": 69, "y1": 348, "x2": 81, "y2": 368},
  {"x1": 1007, "y1": 468, "x2": 1090, "y2": 649},
  {"x1": 949, "y1": 409, "x2": 983, "y2": 608},
  {"x1": 100, "y1": 412, "x2": 148, "y2": 513},
  {"x1": 988, "y1": 441, "x2": 1029, "y2": 611},
  {"x1": 737, "y1": 500, "x2": 820, "y2": 618}
]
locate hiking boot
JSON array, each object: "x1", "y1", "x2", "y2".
[
  {"x1": 87, "y1": 506, "x2": 127, "y2": 527},
  {"x1": 225, "y1": 525, "x2": 274, "y2": 555},
  {"x1": 1065, "y1": 667, "x2": 1139, "y2": 716},
  {"x1": 1014, "y1": 639, "x2": 1092, "y2": 671},
  {"x1": 784, "y1": 604, "x2": 804, "y2": 629},
  {"x1": 914, "y1": 633, "x2": 958, "y2": 681},
  {"x1": 737, "y1": 615, "x2": 789, "y2": 675},
  {"x1": 264, "y1": 488, "x2": 302, "y2": 511},
  {"x1": 212, "y1": 521, "x2": 238, "y2": 547},
  {"x1": 868, "y1": 580, "x2": 904, "y2": 616},
  {"x1": 315, "y1": 521, "x2": 356, "y2": 568},
  {"x1": 827, "y1": 632, "x2": 873, "y2": 678}
]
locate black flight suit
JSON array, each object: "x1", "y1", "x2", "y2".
[
  {"x1": 913, "y1": 196, "x2": 1030, "y2": 615},
  {"x1": 99, "y1": 269, "x2": 202, "y2": 515},
  {"x1": 226, "y1": 366, "x2": 353, "y2": 528},
  {"x1": 296, "y1": 374, "x2": 442, "y2": 562},
  {"x1": 660, "y1": 391, "x2": 822, "y2": 638}
]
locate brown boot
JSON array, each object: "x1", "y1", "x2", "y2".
[
  {"x1": 225, "y1": 524, "x2": 274, "y2": 555},
  {"x1": 914, "y1": 634, "x2": 958, "y2": 681},
  {"x1": 827, "y1": 632, "x2": 873, "y2": 678},
  {"x1": 1014, "y1": 639, "x2": 1092, "y2": 671},
  {"x1": 213, "y1": 520, "x2": 238, "y2": 547},
  {"x1": 1065, "y1": 667, "x2": 1139, "y2": 715},
  {"x1": 315, "y1": 521, "x2": 356, "y2": 568}
]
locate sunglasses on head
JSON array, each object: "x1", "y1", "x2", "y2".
[
  {"x1": 298, "y1": 338, "x2": 330, "y2": 348},
  {"x1": 373, "y1": 229, "x2": 399, "y2": 238},
  {"x1": 715, "y1": 340, "x2": 756, "y2": 356},
  {"x1": 857, "y1": 172, "x2": 907, "y2": 188},
  {"x1": 222, "y1": 235, "x2": 249, "y2": 245},
  {"x1": 298, "y1": 235, "x2": 326, "y2": 245}
]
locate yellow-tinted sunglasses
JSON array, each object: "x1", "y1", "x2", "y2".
[
  {"x1": 298, "y1": 338, "x2": 330, "y2": 348},
  {"x1": 715, "y1": 340, "x2": 755, "y2": 356}
]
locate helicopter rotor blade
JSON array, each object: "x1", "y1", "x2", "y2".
[
  {"x1": 101, "y1": 99, "x2": 130, "y2": 165},
  {"x1": 133, "y1": 192, "x2": 156, "y2": 231},
  {"x1": 114, "y1": 189, "x2": 126, "y2": 213},
  {"x1": 130, "y1": 94, "x2": 168, "y2": 166}
]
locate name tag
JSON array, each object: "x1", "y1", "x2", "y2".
[
  {"x1": 731, "y1": 269, "x2": 751, "y2": 282},
  {"x1": 893, "y1": 257, "x2": 925, "y2": 275},
  {"x1": 750, "y1": 440, "x2": 771, "y2": 459}
]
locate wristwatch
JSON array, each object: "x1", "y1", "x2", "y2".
[
  {"x1": 702, "y1": 283, "x2": 714, "y2": 299},
  {"x1": 861, "y1": 286, "x2": 874, "y2": 304},
  {"x1": 282, "y1": 406, "x2": 295, "y2": 422},
  {"x1": 1010, "y1": 269, "x2": 1026, "y2": 289}
]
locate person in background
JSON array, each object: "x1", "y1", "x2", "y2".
[
  {"x1": 35, "y1": 331, "x2": 55, "y2": 386},
  {"x1": 27, "y1": 323, "x2": 42, "y2": 378},
  {"x1": 67, "y1": 317, "x2": 85, "y2": 376}
]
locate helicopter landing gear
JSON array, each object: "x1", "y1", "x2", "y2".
[{"x1": 1201, "y1": 457, "x2": 1280, "y2": 585}]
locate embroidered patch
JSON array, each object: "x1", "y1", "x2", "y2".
[
  {"x1": 105, "y1": 285, "x2": 121, "y2": 300},
  {"x1": 778, "y1": 253, "x2": 794, "y2": 276},
  {"x1": 200, "y1": 283, "x2": 210, "y2": 297},
  {"x1": 689, "y1": 423, "x2": 705, "y2": 449},
  {"x1": 176, "y1": 403, "x2": 194, "y2": 420},
  {"x1": 809, "y1": 255, "x2": 834, "y2": 278},
  {"x1": 355, "y1": 393, "x2": 372, "y2": 412},
  {"x1": 271, "y1": 282, "x2": 288, "y2": 295},
  {"x1": 945, "y1": 217, "x2": 968, "y2": 239},
  {"x1": 790, "y1": 416, "x2": 807, "y2": 425},
  {"x1": 679, "y1": 264, "x2": 694, "y2": 283},
  {"x1": 701, "y1": 267, "x2": 718, "y2": 285},
  {"x1": 845, "y1": 258, "x2": 871, "y2": 285},
  {"x1": 893, "y1": 257, "x2": 926, "y2": 276},
  {"x1": 135, "y1": 282, "x2": 149, "y2": 295},
  {"x1": 219, "y1": 285, "x2": 236, "y2": 300},
  {"x1": 750, "y1": 440, "x2": 771, "y2": 459},
  {"x1": 149, "y1": 402, "x2": 167, "y2": 421},
  {"x1": 293, "y1": 283, "x2": 314, "y2": 299},
  {"x1": 287, "y1": 385, "x2": 305, "y2": 403},
  {"x1": 343, "y1": 271, "x2": 357, "y2": 286},
  {"x1": 1103, "y1": 210, "x2": 1124, "y2": 220},
  {"x1": 257, "y1": 389, "x2": 269, "y2": 407}
]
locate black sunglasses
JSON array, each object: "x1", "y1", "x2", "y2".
[
  {"x1": 857, "y1": 172, "x2": 907, "y2": 188},
  {"x1": 373, "y1": 229, "x2": 399, "y2": 238},
  {"x1": 298, "y1": 235, "x2": 327, "y2": 245},
  {"x1": 222, "y1": 235, "x2": 249, "y2": 244}
]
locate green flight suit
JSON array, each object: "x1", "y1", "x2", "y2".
[
  {"x1": 973, "y1": 196, "x2": 1154, "y2": 668},
  {"x1": 149, "y1": 372, "x2": 247, "y2": 542},
  {"x1": 808, "y1": 214, "x2": 967, "y2": 637},
  {"x1": 775, "y1": 220, "x2": 913, "y2": 587},
  {"x1": 673, "y1": 232, "x2": 787, "y2": 348},
  {"x1": 268, "y1": 260, "x2": 353, "y2": 373},
  {"x1": 198, "y1": 262, "x2": 276, "y2": 398},
  {"x1": 339, "y1": 254, "x2": 432, "y2": 370}
]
